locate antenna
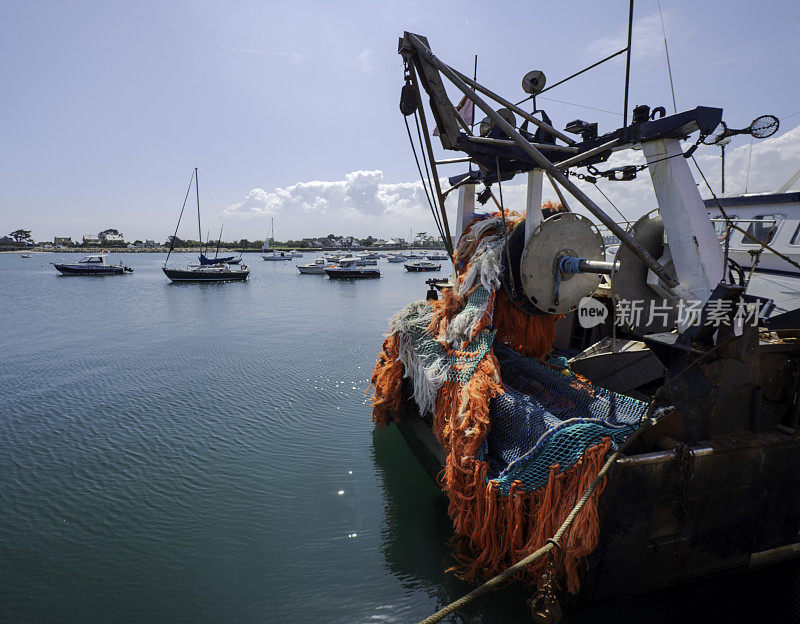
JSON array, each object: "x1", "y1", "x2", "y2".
[{"x1": 622, "y1": 0, "x2": 634, "y2": 128}]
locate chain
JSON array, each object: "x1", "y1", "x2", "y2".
[{"x1": 569, "y1": 133, "x2": 707, "y2": 183}]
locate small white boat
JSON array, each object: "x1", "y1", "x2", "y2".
[
  {"x1": 297, "y1": 258, "x2": 328, "y2": 274},
  {"x1": 291, "y1": 251, "x2": 304, "y2": 257},
  {"x1": 20, "y1": 254, "x2": 31, "y2": 258},
  {"x1": 262, "y1": 250, "x2": 293, "y2": 261},
  {"x1": 261, "y1": 217, "x2": 292, "y2": 260},
  {"x1": 386, "y1": 254, "x2": 408, "y2": 263}
]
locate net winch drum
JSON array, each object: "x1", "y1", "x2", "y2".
[{"x1": 519, "y1": 213, "x2": 605, "y2": 315}]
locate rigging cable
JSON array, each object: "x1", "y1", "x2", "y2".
[
  {"x1": 592, "y1": 183, "x2": 632, "y2": 226},
  {"x1": 513, "y1": 48, "x2": 628, "y2": 107},
  {"x1": 165, "y1": 171, "x2": 196, "y2": 266},
  {"x1": 656, "y1": 0, "x2": 677, "y2": 114},
  {"x1": 538, "y1": 97, "x2": 622, "y2": 117},
  {"x1": 413, "y1": 109, "x2": 448, "y2": 242},
  {"x1": 403, "y1": 114, "x2": 447, "y2": 247}
]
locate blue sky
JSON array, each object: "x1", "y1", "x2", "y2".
[{"x1": 2, "y1": 0, "x2": 799, "y2": 242}]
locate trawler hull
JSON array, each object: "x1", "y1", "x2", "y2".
[{"x1": 393, "y1": 391, "x2": 800, "y2": 601}]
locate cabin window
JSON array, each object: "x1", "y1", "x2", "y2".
[
  {"x1": 712, "y1": 216, "x2": 736, "y2": 244},
  {"x1": 790, "y1": 223, "x2": 800, "y2": 246},
  {"x1": 741, "y1": 215, "x2": 780, "y2": 246}
]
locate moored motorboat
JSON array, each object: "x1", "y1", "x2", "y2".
[
  {"x1": 386, "y1": 253, "x2": 408, "y2": 263},
  {"x1": 53, "y1": 254, "x2": 133, "y2": 275},
  {"x1": 262, "y1": 250, "x2": 293, "y2": 261},
  {"x1": 404, "y1": 260, "x2": 441, "y2": 272},
  {"x1": 20, "y1": 254, "x2": 31, "y2": 258},
  {"x1": 297, "y1": 258, "x2": 329, "y2": 274},
  {"x1": 325, "y1": 258, "x2": 380, "y2": 278},
  {"x1": 425, "y1": 250, "x2": 449, "y2": 260}
]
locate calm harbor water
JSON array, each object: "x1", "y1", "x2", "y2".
[{"x1": 1, "y1": 252, "x2": 795, "y2": 623}]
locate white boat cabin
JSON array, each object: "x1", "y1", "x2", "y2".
[{"x1": 706, "y1": 192, "x2": 800, "y2": 275}]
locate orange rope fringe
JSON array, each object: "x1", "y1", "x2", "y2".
[
  {"x1": 493, "y1": 288, "x2": 557, "y2": 359},
  {"x1": 369, "y1": 333, "x2": 404, "y2": 428},
  {"x1": 369, "y1": 209, "x2": 610, "y2": 593}
]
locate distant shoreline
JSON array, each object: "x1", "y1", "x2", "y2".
[{"x1": 1, "y1": 245, "x2": 442, "y2": 254}]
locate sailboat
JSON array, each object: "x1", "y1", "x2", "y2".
[
  {"x1": 162, "y1": 168, "x2": 250, "y2": 282},
  {"x1": 261, "y1": 217, "x2": 292, "y2": 261}
]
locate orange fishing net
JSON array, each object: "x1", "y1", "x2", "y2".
[{"x1": 369, "y1": 208, "x2": 614, "y2": 593}]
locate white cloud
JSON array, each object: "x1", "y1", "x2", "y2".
[
  {"x1": 276, "y1": 51, "x2": 304, "y2": 67},
  {"x1": 357, "y1": 49, "x2": 375, "y2": 73},
  {"x1": 586, "y1": 12, "x2": 674, "y2": 62},
  {"x1": 223, "y1": 124, "x2": 800, "y2": 239},
  {"x1": 224, "y1": 170, "x2": 437, "y2": 239}
]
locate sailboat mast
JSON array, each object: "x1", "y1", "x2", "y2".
[{"x1": 195, "y1": 167, "x2": 201, "y2": 246}]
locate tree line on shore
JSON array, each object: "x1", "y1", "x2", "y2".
[{"x1": 3, "y1": 228, "x2": 445, "y2": 249}]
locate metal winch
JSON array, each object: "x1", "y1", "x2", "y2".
[{"x1": 502, "y1": 212, "x2": 612, "y2": 315}]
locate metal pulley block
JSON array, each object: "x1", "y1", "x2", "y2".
[{"x1": 520, "y1": 213, "x2": 605, "y2": 315}]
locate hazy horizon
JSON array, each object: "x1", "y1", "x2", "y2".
[{"x1": 2, "y1": 0, "x2": 799, "y2": 242}]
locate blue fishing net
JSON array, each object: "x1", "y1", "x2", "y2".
[
  {"x1": 482, "y1": 343, "x2": 650, "y2": 494},
  {"x1": 393, "y1": 285, "x2": 650, "y2": 496}
]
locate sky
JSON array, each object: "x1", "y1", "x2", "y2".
[{"x1": 2, "y1": 0, "x2": 799, "y2": 243}]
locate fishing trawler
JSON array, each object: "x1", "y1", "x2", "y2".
[{"x1": 368, "y1": 23, "x2": 800, "y2": 621}]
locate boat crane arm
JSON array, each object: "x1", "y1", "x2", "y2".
[{"x1": 398, "y1": 31, "x2": 731, "y2": 302}]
